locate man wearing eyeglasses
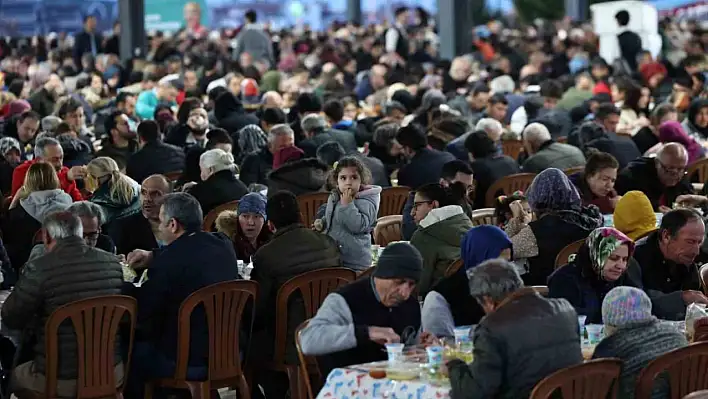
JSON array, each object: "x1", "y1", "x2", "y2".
[{"x1": 615, "y1": 143, "x2": 693, "y2": 213}]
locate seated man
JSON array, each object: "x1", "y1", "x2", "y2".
[
  {"x1": 615, "y1": 143, "x2": 693, "y2": 212},
  {"x1": 11, "y1": 137, "x2": 84, "y2": 200},
  {"x1": 124, "y1": 192, "x2": 240, "y2": 397},
  {"x1": 521, "y1": 122, "x2": 586, "y2": 174},
  {"x1": 447, "y1": 259, "x2": 583, "y2": 399},
  {"x1": 300, "y1": 243, "x2": 432, "y2": 376},
  {"x1": 632, "y1": 208, "x2": 708, "y2": 319},
  {"x1": 2, "y1": 211, "x2": 124, "y2": 397},
  {"x1": 215, "y1": 192, "x2": 273, "y2": 262},
  {"x1": 108, "y1": 174, "x2": 169, "y2": 255}
]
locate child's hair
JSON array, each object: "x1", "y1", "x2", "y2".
[
  {"x1": 327, "y1": 155, "x2": 372, "y2": 190},
  {"x1": 494, "y1": 191, "x2": 527, "y2": 226},
  {"x1": 415, "y1": 182, "x2": 466, "y2": 207},
  {"x1": 86, "y1": 157, "x2": 137, "y2": 205}
]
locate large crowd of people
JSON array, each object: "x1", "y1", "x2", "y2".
[{"x1": 1, "y1": 1, "x2": 708, "y2": 398}]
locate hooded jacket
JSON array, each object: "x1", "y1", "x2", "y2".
[
  {"x1": 214, "y1": 92, "x2": 259, "y2": 135},
  {"x1": 322, "y1": 185, "x2": 381, "y2": 270},
  {"x1": 266, "y1": 158, "x2": 328, "y2": 197},
  {"x1": 411, "y1": 205, "x2": 474, "y2": 295},
  {"x1": 20, "y1": 189, "x2": 73, "y2": 222}
]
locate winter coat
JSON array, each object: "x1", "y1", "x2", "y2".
[{"x1": 266, "y1": 158, "x2": 328, "y2": 197}]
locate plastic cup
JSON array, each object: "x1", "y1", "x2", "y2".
[
  {"x1": 577, "y1": 315, "x2": 587, "y2": 337},
  {"x1": 585, "y1": 324, "x2": 603, "y2": 344},
  {"x1": 426, "y1": 346, "x2": 443, "y2": 366},
  {"x1": 454, "y1": 326, "x2": 472, "y2": 345},
  {"x1": 385, "y1": 343, "x2": 404, "y2": 364}
]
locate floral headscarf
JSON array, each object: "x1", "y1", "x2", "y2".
[
  {"x1": 527, "y1": 168, "x2": 582, "y2": 212},
  {"x1": 587, "y1": 227, "x2": 635, "y2": 273}
]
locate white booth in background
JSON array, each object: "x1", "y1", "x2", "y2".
[{"x1": 591, "y1": 0, "x2": 663, "y2": 65}]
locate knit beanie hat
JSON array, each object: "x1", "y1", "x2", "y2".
[
  {"x1": 238, "y1": 193, "x2": 267, "y2": 220},
  {"x1": 373, "y1": 242, "x2": 423, "y2": 283},
  {"x1": 613, "y1": 191, "x2": 656, "y2": 241},
  {"x1": 602, "y1": 286, "x2": 656, "y2": 328}
]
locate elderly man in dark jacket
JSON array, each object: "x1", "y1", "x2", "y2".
[
  {"x1": 126, "y1": 120, "x2": 185, "y2": 184},
  {"x1": 447, "y1": 259, "x2": 583, "y2": 399},
  {"x1": 522, "y1": 122, "x2": 586, "y2": 174},
  {"x1": 298, "y1": 114, "x2": 357, "y2": 158},
  {"x1": 240, "y1": 124, "x2": 294, "y2": 186},
  {"x1": 2, "y1": 211, "x2": 124, "y2": 397}
]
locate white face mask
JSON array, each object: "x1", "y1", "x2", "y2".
[{"x1": 189, "y1": 115, "x2": 208, "y2": 131}]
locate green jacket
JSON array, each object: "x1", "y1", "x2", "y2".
[
  {"x1": 557, "y1": 87, "x2": 593, "y2": 111},
  {"x1": 411, "y1": 206, "x2": 474, "y2": 295}
]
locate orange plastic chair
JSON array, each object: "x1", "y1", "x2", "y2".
[
  {"x1": 378, "y1": 186, "x2": 410, "y2": 217},
  {"x1": 373, "y1": 215, "x2": 402, "y2": 246},
  {"x1": 485, "y1": 173, "x2": 536, "y2": 208},
  {"x1": 295, "y1": 320, "x2": 320, "y2": 399},
  {"x1": 529, "y1": 358, "x2": 622, "y2": 399},
  {"x1": 687, "y1": 159, "x2": 708, "y2": 184},
  {"x1": 501, "y1": 139, "x2": 524, "y2": 161},
  {"x1": 471, "y1": 208, "x2": 497, "y2": 226},
  {"x1": 555, "y1": 239, "x2": 586, "y2": 269},
  {"x1": 635, "y1": 342, "x2": 708, "y2": 399},
  {"x1": 297, "y1": 192, "x2": 330, "y2": 228},
  {"x1": 202, "y1": 200, "x2": 240, "y2": 232},
  {"x1": 144, "y1": 280, "x2": 258, "y2": 399}
]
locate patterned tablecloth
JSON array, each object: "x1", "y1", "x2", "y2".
[{"x1": 317, "y1": 367, "x2": 450, "y2": 399}]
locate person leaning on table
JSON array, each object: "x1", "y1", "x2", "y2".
[{"x1": 447, "y1": 259, "x2": 583, "y2": 399}]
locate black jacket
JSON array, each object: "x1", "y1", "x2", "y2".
[
  {"x1": 95, "y1": 138, "x2": 139, "y2": 171},
  {"x1": 633, "y1": 126, "x2": 659, "y2": 155},
  {"x1": 398, "y1": 148, "x2": 456, "y2": 190},
  {"x1": 585, "y1": 131, "x2": 642, "y2": 170},
  {"x1": 57, "y1": 135, "x2": 94, "y2": 168},
  {"x1": 618, "y1": 30, "x2": 643, "y2": 72},
  {"x1": 164, "y1": 123, "x2": 207, "y2": 151},
  {"x1": 107, "y1": 212, "x2": 158, "y2": 256},
  {"x1": 27, "y1": 88, "x2": 56, "y2": 118},
  {"x1": 470, "y1": 155, "x2": 521, "y2": 209},
  {"x1": 214, "y1": 93, "x2": 259, "y2": 135},
  {"x1": 298, "y1": 128, "x2": 358, "y2": 158},
  {"x1": 187, "y1": 169, "x2": 248, "y2": 216},
  {"x1": 266, "y1": 158, "x2": 328, "y2": 197},
  {"x1": 126, "y1": 140, "x2": 186, "y2": 184},
  {"x1": 615, "y1": 157, "x2": 693, "y2": 211},
  {"x1": 0, "y1": 157, "x2": 15, "y2": 196},
  {"x1": 447, "y1": 290, "x2": 583, "y2": 399},
  {"x1": 3, "y1": 204, "x2": 41, "y2": 271},
  {"x1": 73, "y1": 30, "x2": 103, "y2": 67},
  {"x1": 240, "y1": 147, "x2": 273, "y2": 186},
  {"x1": 180, "y1": 146, "x2": 206, "y2": 186},
  {"x1": 634, "y1": 231, "x2": 702, "y2": 295}
]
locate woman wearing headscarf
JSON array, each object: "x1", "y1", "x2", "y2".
[
  {"x1": 658, "y1": 120, "x2": 706, "y2": 164},
  {"x1": 682, "y1": 98, "x2": 708, "y2": 142},
  {"x1": 422, "y1": 226, "x2": 512, "y2": 338},
  {"x1": 259, "y1": 71, "x2": 282, "y2": 93},
  {"x1": 591, "y1": 287, "x2": 687, "y2": 399},
  {"x1": 548, "y1": 227, "x2": 640, "y2": 324},
  {"x1": 0, "y1": 137, "x2": 21, "y2": 195},
  {"x1": 236, "y1": 124, "x2": 268, "y2": 165},
  {"x1": 613, "y1": 191, "x2": 657, "y2": 241},
  {"x1": 507, "y1": 168, "x2": 604, "y2": 285}
]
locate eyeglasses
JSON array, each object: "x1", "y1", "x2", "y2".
[{"x1": 656, "y1": 159, "x2": 687, "y2": 176}]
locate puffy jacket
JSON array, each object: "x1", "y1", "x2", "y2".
[
  {"x1": 90, "y1": 177, "x2": 142, "y2": 224},
  {"x1": 1, "y1": 236, "x2": 123, "y2": 379},
  {"x1": 266, "y1": 158, "x2": 328, "y2": 197},
  {"x1": 447, "y1": 290, "x2": 583, "y2": 399}
]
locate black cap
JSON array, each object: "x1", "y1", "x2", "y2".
[{"x1": 373, "y1": 242, "x2": 423, "y2": 282}]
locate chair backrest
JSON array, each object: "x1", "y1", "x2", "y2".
[
  {"x1": 202, "y1": 200, "x2": 240, "y2": 232},
  {"x1": 471, "y1": 208, "x2": 497, "y2": 226},
  {"x1": 295, "y1": 319, "x2": 321, "y2": 399},
  {"x1": 173, "y1": 280, "x2": 257, "y2": 382},
  {"x1": 564, "y1": 166, "x2": 585, "y2": 176},
  {"x1": 485, "y1": 173, "x2": 536, "y2": 208},
  {"x1": 700, "y1": 264, "x2": 708, "y2": 294},
  {"x1": 635, "y1": 342, "x2": 708, "y2": 399},
  {"x1": 164, "y1": 170, "x2": 184, "y2": 183},
  {"x1": 378, "y1": 186, "x2": 410, "y2": 217},
  {"x1": 529, "y1": 358, "x2": 622, "y2": 399},
  {"x1": 501, "y1": 139, "x2": 524, "y2": 161},
  {"x1": 373, "y1": 215, "x2": 403, "y2": 246},
  {"x1": 444, "y1": 259, "x2": 464, "y2": 278},
  {"x1": 357, "y1": 267, "x2": 376, "y2": 279},
  {"x1": 688, "y1": 159, "x2": 708, "y2": 184},
  {"x1": 694, "y1": 318, "x2": 708, "y2": 343},
  {"x1": 555, "y1": 239, "x2": 586, "y2": 269},
  {"x1": 297, "y1": 192, "x2": 330, "y2": 228},
  {"x1": 272, "y1": 268, "x2": 356, "y2": 365},
  {"x1": 45, "y1": 295, "x2": 137, "y2": 399}
]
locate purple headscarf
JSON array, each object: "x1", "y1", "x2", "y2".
[{"x1": 659, "y1": 121, "x2": 705, "y2": 164}]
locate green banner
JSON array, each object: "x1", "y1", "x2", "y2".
[{"x1": 144, "y1": 0, "x2": 209, "y2": 32}]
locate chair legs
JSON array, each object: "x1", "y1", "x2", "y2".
[
  {"x1": 286, "y1": 365, "x2": 304, "y2": 399},
  {"x1": 236, "y1": 374, "x2": 250, "y2": 399},
  {"x1": 186, "y1": 382, "x2": 211, "y2": 399}
]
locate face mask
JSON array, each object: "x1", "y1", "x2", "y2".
[{"x1": 189, "y1": 115, "x2": 208, "y2": 131}]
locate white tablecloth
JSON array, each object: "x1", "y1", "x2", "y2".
[{"x1": 317, "y1": 367, "x2": 450, "y2": 399}]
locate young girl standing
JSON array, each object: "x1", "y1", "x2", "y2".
[{"x1": 321, "y1": 156, "x2": 381, "y2": 271}]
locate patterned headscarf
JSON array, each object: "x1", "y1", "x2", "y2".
[
  {"x1": 237, "y1": 125, "x2": 267, "y2": 158},
  {"x1": 526, "y1": 168, "x2": 582, "y2": 213},
  {"x1": 0, "y1": 136, "x2": 20, "y2": 157},
  {"x1": 587, "y1": 227, "x2": 634, "y2": 273}
]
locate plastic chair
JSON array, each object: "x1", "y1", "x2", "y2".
[
  {"x1": 564, "y1": 166, "x2": 585, "y2": 176},
  {"x1": 261, "y1": 268, "x2": 356, "y2": 399},
  {"x1": 529, "y1": 358, "x2": 622, "y2": 399},
  {"x1": 24, "y1": 295, "x2": 137, "y2": 399},
  {"x1": 295, "y1": 320, "x2": 321, "y2": 399},
  {"x1": 202, "y1": 200, "x2": 240, "y2": 232},
  {"x1": 444, "y1": 259, "x2": 464, "y2": 278},
  {"x1": 635, "y1": 342, "x2": 708, "y2": 399},
  {"x1": 471, "y1": 208, "x2": 497, "y2": 226},
  {"x1": 357, "y1": 267, "x2": 376, "y2": 279},
  {"x1": 501, "y1": 139, "x2": 524, "y2": 161},
  {"x1": 685, "y1": 390, "x2": 708, "y2": 398},
  {"x1": 700, "y1": 264, "x2": 708, "y2": 296},
  {"x1": 296, "y1": 192, "x2": 330, "y2": 229},
  {"x1": 144, "y1": 280, "x2": 258, "y2": 399},
  {"x1": 373, "y1": 215, "x2": 402, "y2": 246},
  {"x1": 485, "y1": 173, "x2": 536, "y2": 208},
  {"x1": 555, "y1": 239, "x2": 586, "y2": 270},
  {"x1": 687, "y1": 158, "x2": 708, "y2": 184},
  {"x1": 378, "y1": 186, "x2": 410, "y2": 217},
  {"x1": 694, "y1": 318, "x2": 708, "y2": 343}
]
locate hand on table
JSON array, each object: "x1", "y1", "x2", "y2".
[
  {"x1": 127, "y1": 249, "x2": 153, "y2": 269},
  {"x1": 368, "y1": 326, "x2": 400, "y2": 345},
  {"x1": 419, "y1": 331, "x2": 439, "y2": 346},
  {"x1": 683, "y1": 290, "x2": 708, "y2": 305}
]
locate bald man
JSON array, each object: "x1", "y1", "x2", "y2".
[
  {"x1": 616, "y1": 143, "x2": 693, "y2": 212},
  {"x1": 108, "y1": 174, "x2": 171, "y2": 254}
]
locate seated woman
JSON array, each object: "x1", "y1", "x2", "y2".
[
  {"x1": 508, "y1": 168, "x2": 604, "y2": 286},
  {"x1": 187, "y1": 148, "x2": 248, "y2": 215},
  {"x1": 592, "y1": 287, "x2": 687, "y2": 398},
  {"x1": 613, "y1": 191, "x2": 657, "y2": 241},
  {"x1": 3, "y1": 162, "x2": 72, "y2": 268},
  {"x1": 87, "y1": 157, "x2": 141, "y2": 225},
  {"x1": 422, "y1": 225, "x2": 512, "y2": 338},
  {"x1": 548, "y1": 227, "x2": 639, "y2": 324},
  {"x1": 410, "y1": 182, "x2": 474, "y2": 295},
  {"x1": 215, "y1": 193, "x2": 272, "y2": 262},
  {"x1": 569, "y1": 150, "x2": 620, "y2": 214}
]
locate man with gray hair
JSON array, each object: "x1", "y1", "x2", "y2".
[
  {"x1": 446, "y1": 117, "x2": 504, "y2": 161},
  {"x1": 2, "y1": 210, "x2": 124, "y2": 397},
  {"x1": 240, "y1": 123, "x2": 295, "y2": 186},
  {"x1": 446, "y1": 259, "x2": 582, "y2": 399},
  {"x1": 521, "y1": 122, "x2": 585, "y2": 174},
  {"x1": 123, "y1": 192, "x2": 240, "y2": 398},
  {"x1": 299, "y1": 113, "x2": 357, "y2": 158},
  {"x1": 11, "y1": 136, "x2": 85, "y2": 200}
]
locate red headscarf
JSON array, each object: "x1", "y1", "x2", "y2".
[{"x1": 640, "y1": 62, "x2": 667, "y2": 85}]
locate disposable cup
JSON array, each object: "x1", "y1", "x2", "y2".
[
  {"x1": 385, "y1": 343, "x2": 404, "y2": 363},
  {"x1": 454, "y1": 326, "x2": 472, "y2": 344},
  {"x1": 585, "y1": 324, "x2": 603, "y2": 344},
  {"x1": 426, "y1": 346, "x2": 443, "y2": 366},
  {"x1": 577, "y1": 315, "x2": 587, "y2": 337}
]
